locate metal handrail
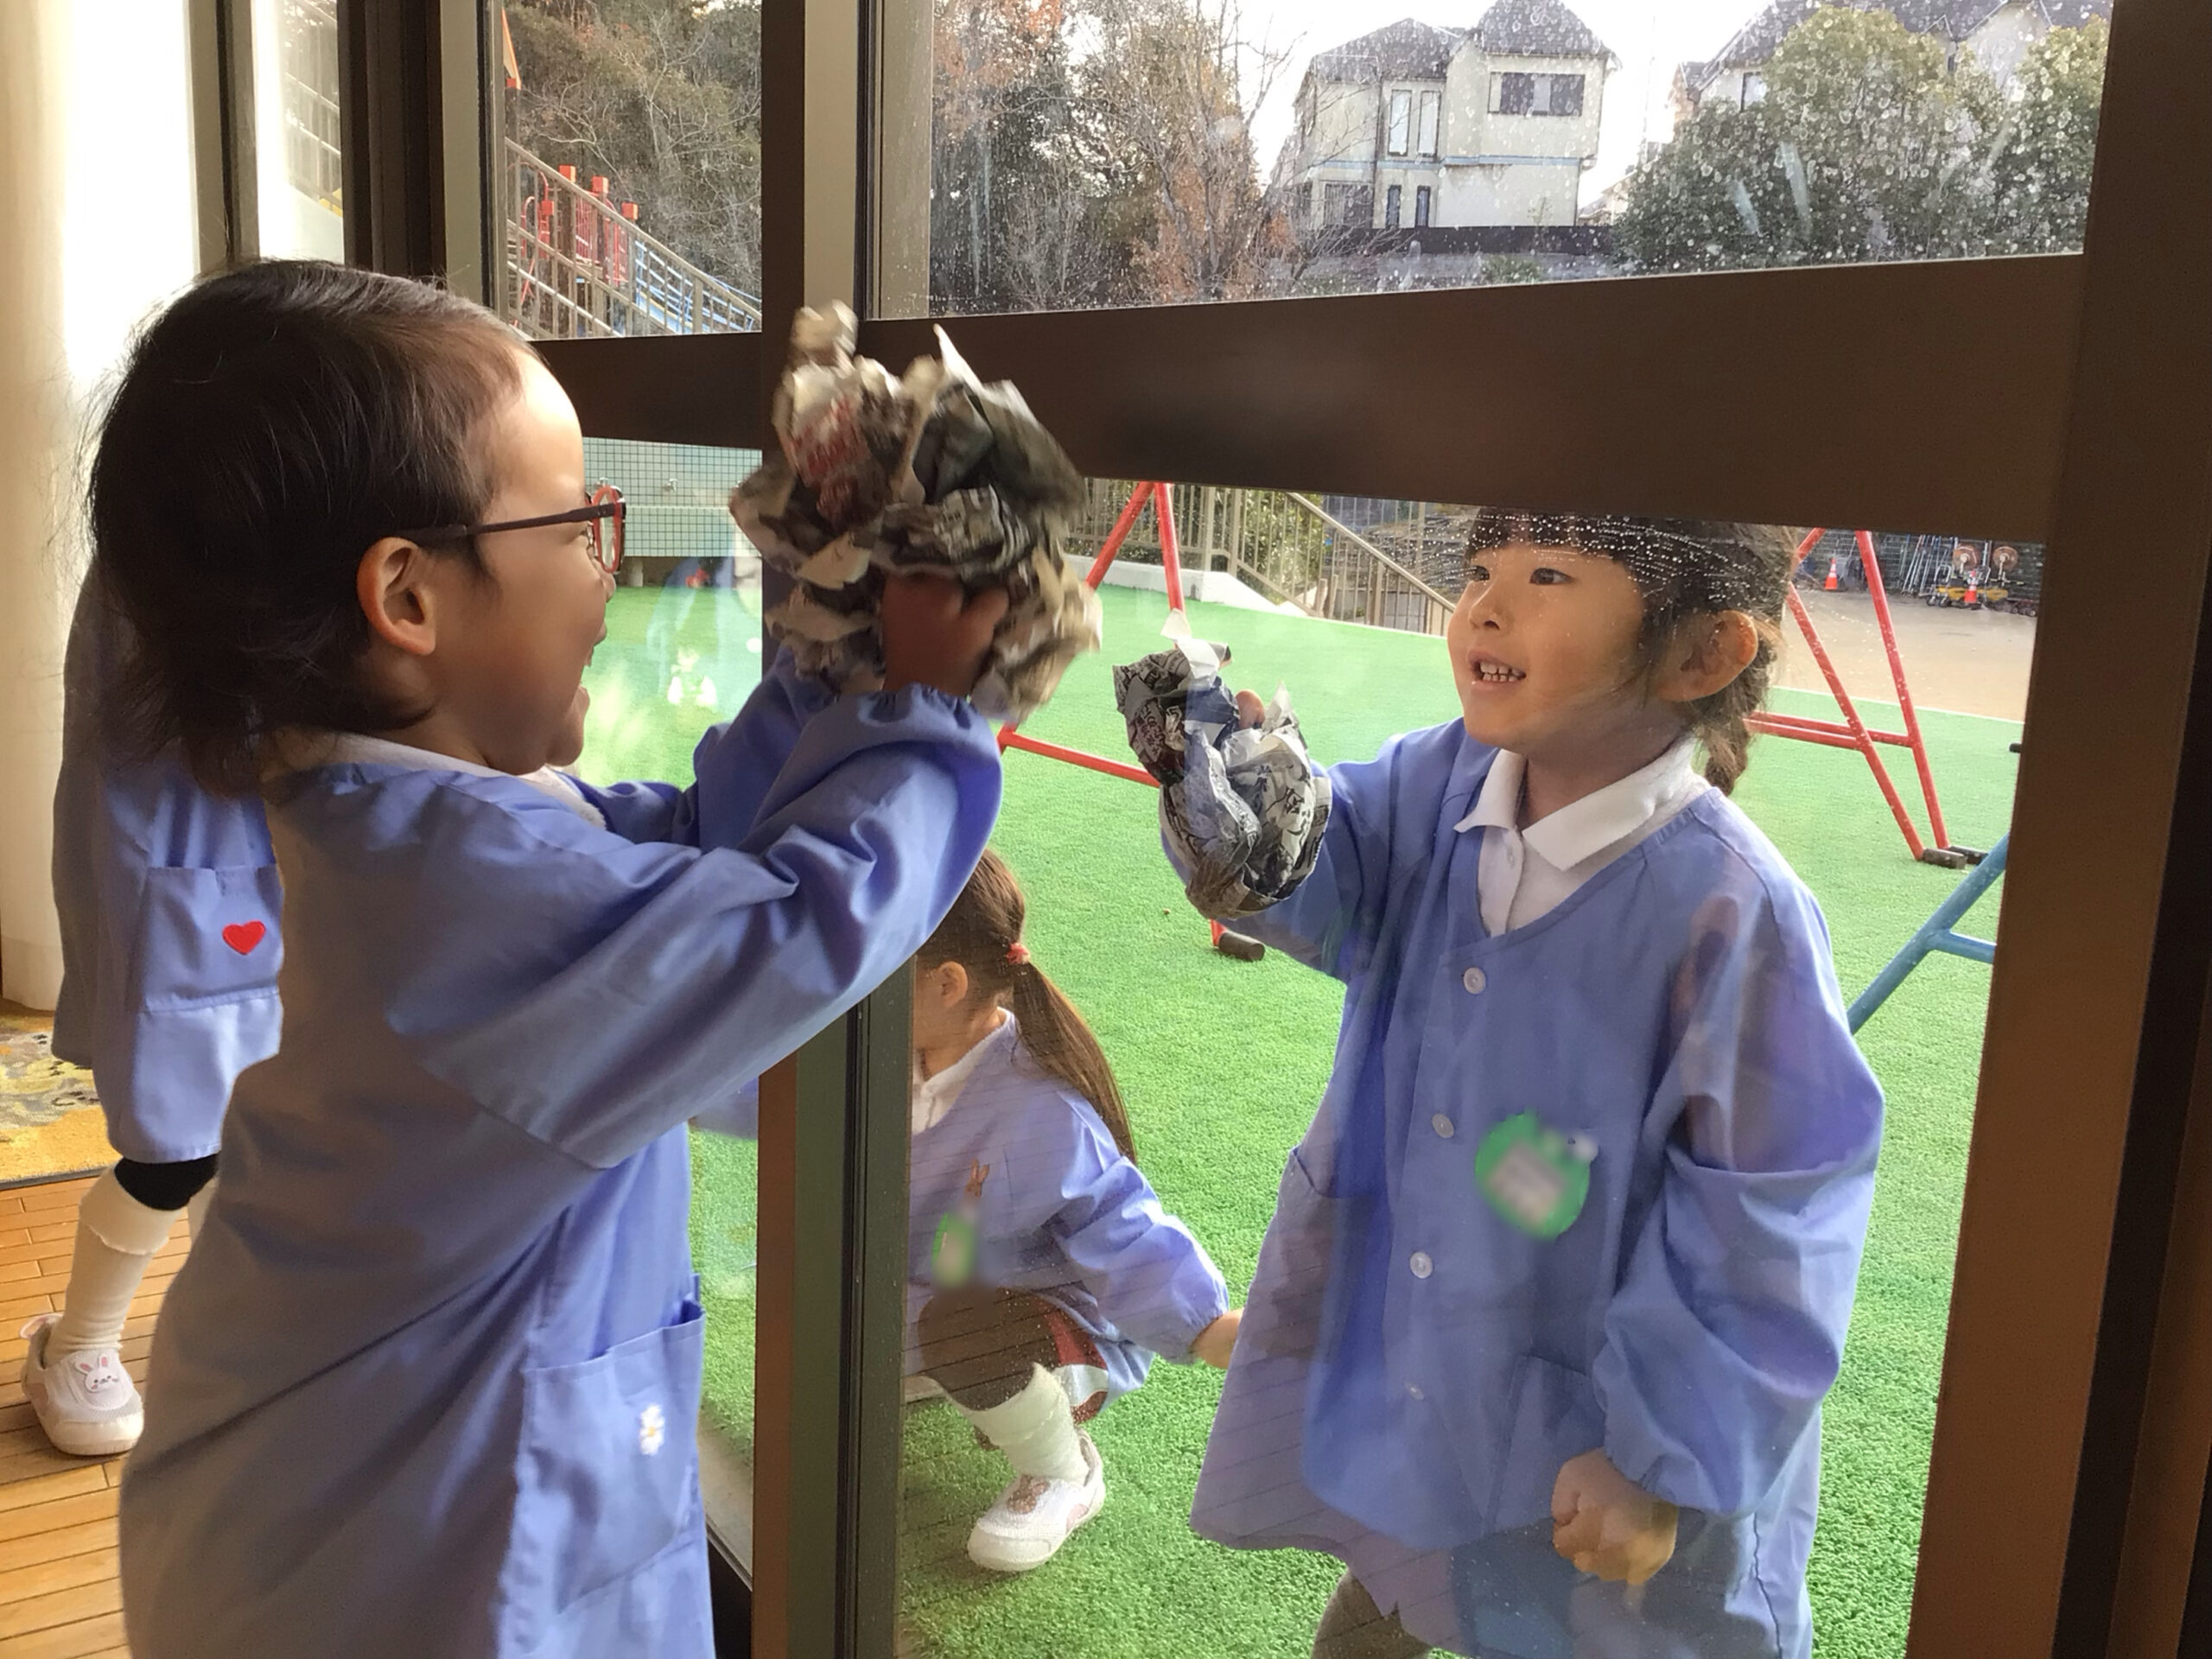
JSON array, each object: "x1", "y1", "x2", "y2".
[
  {"x1": 1285, "y1": 493, "x2": 1458, "y2": 609},
  {"x1": 505, "y1": 139, "x2": 761, "y2": 339}
]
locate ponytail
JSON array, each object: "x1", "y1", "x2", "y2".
[
  {"x1": 919, "y1": 849, "x2": 1137, "y2": 1160},
  {"x1": 1005, "y1": 959, "x2": 1136, "y2": 1161}
]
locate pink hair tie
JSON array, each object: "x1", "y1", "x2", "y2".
[{"x1": 1006, "y1": 941, "x2": 1032, "y2": 967}]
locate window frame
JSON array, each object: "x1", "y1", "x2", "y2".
[
  {"x1": 330, "y1": 0, "x2": 2212, "y2": 1650},
  {"x1": 1414, "y1": 184, "x2": 1432, "y2": 229},
  {"x1": 1387, "y1": 86, "x2": 1412, "y2": 156},
  {"x1": 1417, "y1": 87, "x2": 1441, "y2": 158}
]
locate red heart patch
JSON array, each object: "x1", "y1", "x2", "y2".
[{"x1": 221, "y1": 921, "x2": 267, "y2": 956}]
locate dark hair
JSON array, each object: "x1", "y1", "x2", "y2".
[
  {"x1": 1463, "y1": 512, "x2": 1793, "y2": 794},
  {"x1": 920, "y1": 849, "x2": 1136, "y2": 1160},
  {"x1": 88, "y1": 260, "x2": 531, "y2": 793}
]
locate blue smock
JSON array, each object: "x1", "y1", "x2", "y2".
[
  {"x1": 905, "y1": 1015, "x2": 1229, "y2": 1397},
  {"x1": 118, "y1": 655, "x2": 1001, "y2": 1659},
  {"x1": 50, "y1": 588, "x2": 280, "y2": 1164},
  {"x1": 1186, "y1": 721, "x2": 1883, "y2": 1659},
  {"x1": 707, "y1": 1014, "x2": 1230, "y2": 1400}
]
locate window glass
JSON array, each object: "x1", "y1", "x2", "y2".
[
  {"x1": 883, "y1": 475, "x2": 2037, "y2": 1659},
  {"x1": 495, "y1": 3, "x2": 760, "y2": 340},
  {"x1": 1385, "y1": 183, "x2": 1402, "y2": 229},
  {"x1": 571, "y1": 437, "x2": 766, "y2": 1562},
  {"x1": 251, "y1": 0, "x2": 344, "y2": 258},
  {"x1": 1415, "y1": 182, "x2": 1433, "y2": 227},
  {"x1": 896, "y1": 0, "x2": 2114, "y2": 316}
]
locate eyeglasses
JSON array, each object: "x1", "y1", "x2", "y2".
[{"x1": 399, "y1": 484, "x2": 626, "y2": 575}]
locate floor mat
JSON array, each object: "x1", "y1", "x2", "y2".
[{"x1": 0, "y1": 1007, "x2": 115, "y2": 1187}]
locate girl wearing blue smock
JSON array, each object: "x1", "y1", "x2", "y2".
[
  {"x1": 713, "y1": 849, "x2": 1239, "y2": 1576},
  {"x1": 906, "y1": 849, "x2": 1237, "y2": 1572},
  {"x1": 30, "y1": 586, "x2": 281, "y2": 1458},
  {"x1": 1158, "y1": 515, "x2": 1885, "y2": 1659},
  {"x1": 87, "y1": 262, "x2": 1008, "y2": 1659}
]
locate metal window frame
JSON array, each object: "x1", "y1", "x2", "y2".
[{"x1": 328, "y1": 0, "x2": 2212, "y2": 1649}]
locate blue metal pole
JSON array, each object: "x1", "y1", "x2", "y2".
[{"x1": 1849, "y1": 835, "x2": 2010, "y2": 1033}]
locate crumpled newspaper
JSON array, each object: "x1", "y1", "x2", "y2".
[
  {"x1": 1115, "y1": 641, "x2": 1332, "y2": 918},
  {"x1": 730, "y1": 304, "x2": 1102, "y2": 723}
]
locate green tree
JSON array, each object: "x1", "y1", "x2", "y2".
[
  {"x1": 1617, "y1": 9, "x2": 2105, "y2": 273},
  {"x1": 505, "y1": 0, "x2": 762, "y2": 294},
  {"x1": 1986, "y1": 18, "x2": 2109, "y2": 252}
]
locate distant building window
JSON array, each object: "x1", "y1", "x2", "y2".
[
  {"x1": 1388, "y1": 89, "x2": 1412, "y2": 156},
  {"x1": 1418, "y1": 90, "x2": 1441, "y2": 157},
  {"x1": 1322, "y1": 181, "x2": 1372, "y2": 227},
  {"x1": 1491, "y1": 71, "x2": 1586, "y2": 118},
  {"x1": 1299, "y1": 181, "x2": 1313, "y2": 221},
  {"x1": 1741, "y1": 72, "x2": 1767, "y2": 107},
  {"x1": 1385, "y1": 185, "x2": 1402, "y2": 229},
  {"x1": 1414, "y1": 185, "x2": 1432, "y2": 227}
]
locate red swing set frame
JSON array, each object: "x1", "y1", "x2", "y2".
[{"x1": 1751, "y1": 527, "x2": 1977, "y2": 867}]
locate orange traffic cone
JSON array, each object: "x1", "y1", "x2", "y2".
[{"x1": 1824, "y1": 559, "x2": 1840, "y2": 591}]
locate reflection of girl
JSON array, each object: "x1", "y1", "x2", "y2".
[
  {"x1": 32, "y1": 590, "x2": 280, "y2": 1457},
  {"x1": 908, "y1": 850, "x2": 1239, "y2": 1573},
  {"x1": 645, "y1": 548, "x2": 758, "y2": 715},
  {"x1": 1166, "y1": 515, "x2": 1883, "y2": 1659}
]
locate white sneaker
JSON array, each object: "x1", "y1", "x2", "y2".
[
  {"x1": 966, "y1": 1430, "x2": 1104, "y2": 1573},
  {"x1": 20, "y1": 1315, "x2": 143, "y2": 1457}
]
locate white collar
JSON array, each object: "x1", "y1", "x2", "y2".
[
  {"x1": 304, "y1": 733, "x2": 605, "y2": 829},
  {"x1": 912, "y1": 1012, "x2": 1017, "y2": 1136},
  {"x1": 1455, "y1": 738, "x2": 1701, "y2": 869}
]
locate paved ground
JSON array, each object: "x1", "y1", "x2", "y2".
[{"x1": 1776, "y1": 588, "x2": 2036, "y2": 723}]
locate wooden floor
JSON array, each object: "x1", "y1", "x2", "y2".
[{"x1": 0, "y1": 1176, "x2": 187, "y2": 1659}]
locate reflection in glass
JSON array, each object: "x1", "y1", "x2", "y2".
[
  {"x1": 252, "y1": 0, "x2": 344, "y2": 259},
  {"x1": 572, "y1": 439, "x2": 766, "y2": 1557},
  {"x1": 893, "y1": 482, "x2": 2031, "y2": 1659},
  {"x1": 496, "y1": 2, "x2": 761, "y2": 338},
  {"x1": 910, "y1": 0, "x2": 2111, "y2": 315}
]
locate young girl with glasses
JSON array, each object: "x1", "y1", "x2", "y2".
[{"x1": 90, "y1": 259, "x2": 1007, "y2": 1659}]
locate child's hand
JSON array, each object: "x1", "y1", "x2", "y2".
[
  {"x1": 1191, "y1": 1307, "x2": 1243, "y2": 1369},
  {"x1": 880, "y1": 574, "x2": 1010, "y2": 698},
  {"x1": 1234, "y1": 689, "x2": 1265, "y2": 729},
  {"x1": 1550, "y1": 1448, "x2": 1678, "y2": 1585}
]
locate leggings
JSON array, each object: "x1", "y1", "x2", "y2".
[
  {"x1": 912, "y1": 1285, "x2": 1067, "y2": 1412},
  {"x1": 113, "y1": 1154, "x2": 219, "y2": 1213}
]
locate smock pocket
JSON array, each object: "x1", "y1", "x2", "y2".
[
  {"x1": 130, "y1": 864, "x2": 283, "y2": 1008},
  {"x1": 1488, "y1": 1353, "x2": 1606, "y2": 1533},
  {"x1": 1249, "y1": 1145, "x2": 1337, "y2": 1361},
  {"x1": 503, "y1": 1300, "x2": 706, "y2": 1652}
]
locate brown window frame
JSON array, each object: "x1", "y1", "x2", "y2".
[{"x1": 321, "y1": 0, "x2": 2212, "y2": 1651}]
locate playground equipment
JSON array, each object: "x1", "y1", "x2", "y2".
[
  {"x1": 996, "y1": 482, "x2": 1262, "y2": 958},
  {"x1": 1848, "y1": 744, "x2": 2018, "y2": 1032},
  {"x1": 1751, "y1": 528, "x2": 1983, "y2": 868}
]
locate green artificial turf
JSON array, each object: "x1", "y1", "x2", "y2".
[{"x1": 578, "y1": 581, "x2": 2017, "y2": 1659}]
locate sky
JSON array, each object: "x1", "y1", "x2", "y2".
[{"x1": 1236, "y1": 0, "x2": 1771, "y2": 194}]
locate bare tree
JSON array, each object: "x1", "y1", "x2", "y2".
[{"x1": 1071, "y1": 0, "x2": 1292, "y2": 302}]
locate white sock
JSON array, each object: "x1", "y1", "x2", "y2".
[
  {"x1": 49, "y1": 1171, "x2": 179, "y2": 1357},
  {"x1": 960, "y1": 1363, "x2": 1086, "y2": 1484}
]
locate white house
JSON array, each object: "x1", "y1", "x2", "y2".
[
  {"x1": 1283, "y1": 0, "x2": 1614, "y2": 235},
  {"x1": 1673, "y1": 0, "x2": 2112, "y2": 119}
]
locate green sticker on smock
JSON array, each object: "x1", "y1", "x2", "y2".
[{"x1": 1474, "y1": 1113, "x2": 1595, "y2": 1239}]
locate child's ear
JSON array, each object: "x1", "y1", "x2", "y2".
[
  {"x1": 357, "y1": 537, "x2": 440, "y2": 658},
  {"x1": 1656, "y1": 611, "x2": 1759, "y2": 703}
]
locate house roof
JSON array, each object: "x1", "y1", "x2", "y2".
[
  {"x1": 1310, "y1": 19, "x2": 1465, "y2": 82},
  {"x1": 1684, "y1": 0, "x2": 2111, "y2": 94},
  {"x1": 1468, "y1": 0, "x2": 1611, "y2": 60},
  {"x1": 1306, "y1": 0, "x2": 1611, "y2": 84}
]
